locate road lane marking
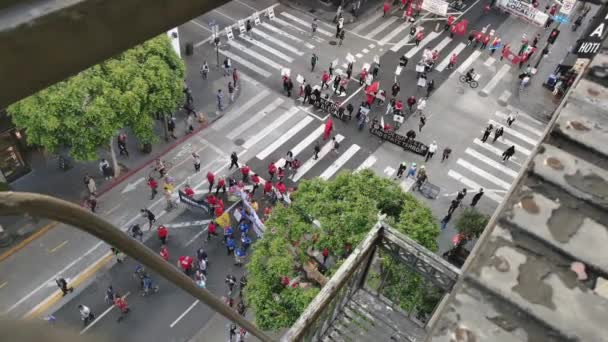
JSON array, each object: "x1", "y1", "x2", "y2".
[
  {"x1": 280, "y1": 12, "x2": 332, "y2": 37},
  {"x1": 0, "y1": 221, "x2": 57, "y2": 263},
  {"x1": 213, "y1": 90, "x2": 270, "y2": 130},
  {"x1": 436, "y1": 42, "x2": 466, "y2": 72},
  {"x1": 320, "y1": 144, "x2": 361, "y2": 180},
  {"x1": 456, "y1": 50, "x2": 481, "y2": 74},
  {"x1": 228, "y1": 40, "x2": 284, "y2": 70},
  {"x1": 447, "y1": 170, "x2": 504, "y2": 203},
  {"x1": 217, "y1": 50, "x2": 272, "y2": 78},
  {"x1": 495, "y1": 111, "x2": 543, "y2": 136},
  {"x1": 242, "y1": 106, "x2": 300, "y2": 149},
  {"x1": 352, "y1": 11, "x2": 383, "y2": 34},
  {"x1": 432, "y1": 36, "x2": 452, "y2": 53},
  {"x1": 488, "y1": 119, "x2": 537, "y2": 146},
  {"x1": 365, "y1": 16, "x2": 398, "y2": 39},
  {"x1": 456, "y1": 159, "x2": 511, "y2": 190},
  {"x1": 473, "y1": 138, "x2": 522, "y2": 165},
  {"x1": 405, "y1": 31, "x2": 441, "y2": 59},
  {"x1": 293, "y1": 135, "x2": 345, "y2": 182},
  {"x1": 379, "y1": 22, "x2": 411, "y2": 46},
  {"x1": 260, "y1": 22, "x2": 315, "y2": 49},
  {"x1": 0, "y1": 281, "x2": 7, "y2": 289},
  {"x1": 170, "y1": 300, "x2": 199, "y2": 328},
  {"x1": 256, "y1": 116, "x2": 314, "y2": 160},
  {"x1": 250, "y1": 28, "x2": 305, "y2": 55},
  {"x1": 227, "y1": 98, "x2": 284, "y2": 140},
  {"x1": 48, "y1": 240, "x2": 68, "y2": 253},
  {"x1": 240, "y1": 35, "x2": 294, "y2": 63},
  {"x1": 464, "y1": 148, "x2": 518, "y2": 178},
  {"x1": 355, "y1": 155, "x2": 377, "y2": 172},
  {"x1": 80, "y1": 292, "x2": 130, "y2": 335},
  {"x1": 480, "y1": 64, "x2": 510, "y2": 96}
]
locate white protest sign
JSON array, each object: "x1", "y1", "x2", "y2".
[
  {"x1": 268, "y1": 8, "x2": 275, "y2": 20},
  {"x1": 346, "y1": 53, "x2": 356, "y2": 63},
  {"x1": 421, "y1": 0, "x2": 449, "y2": 16},
  {"x1": 253, "y1": 12, "x2": 261, "y2": 25},
  {"x1": 238, "y1": 20, "x2": 246, "y2": 34},
  {"x1": 281, "y1": 68, "x2": 291, "y2": 77},
  {"x1": 560, "y1": 0, "x2": 576, "y2": 14},
  {"x1": 296, "y1": 74, "x2": 304, "y2": 83},
  {"x1": 225, "y1": 27, "x2": 235, "y2": 40}
]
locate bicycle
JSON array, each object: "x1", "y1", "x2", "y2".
[
  {"x1": 149, "y1": 160, "x2": 173, "y2": 179},
  {"x1": 459, "y1": 74, "x2": 479, "y2": 88}
]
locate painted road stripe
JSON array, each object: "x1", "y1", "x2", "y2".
[
  {"x1": 506, "y1": 105, "x2": 544, "y2": 127},
  {"x1": 0, "y1": 222, "x2": 57, "y2": 263},
  {"x1": 473, "y1": 139, "x2": 522, "y2": 165},
  {"x1": 293, "y1": 135, "x2": 345, "y2": 182},
  {"x1": 80, "y1": 292, "x2": 130, "y2": 334},
  {"x1": 456, "y1": 159, "x2": 511, "y2": 190},
  {"x1": 405, "y1": 31, "x2": 441, "y2": 59},
  {"x1": 260, "y1": 22, "x2": 315, "y2": 49},
  {"x1": 436, "y1": 42, "x2": 466, "y2": 72},
  {"x1": 355, "y1": 155, "x2": 377, "y2": 172},
  {"x1": 448, "y1": 170, "x2": 504, "y2": 203},
  {"x1": 481, "y1": 64, "x2": 511, "y2": 95},
  {"x1": 218, "y1": 49, "x2": 272, "y2": 78},
  {"x1": 379, "y1": 22, "x2": 411, "y2": 46},
  {"x1": 285, "y1": 124, "x2": 325, "y2": 158},
  {"x1": 456, "y1": 50, "x2": 481, "y2": 74},
  {"x1": 366, "y1": 16, "x2": 398, "y2": 39},
  {"x1": 213, "y1": 89, "x2": 270, "y2": 130},
  {"x1": 320, "y1": 144, "x2": 361, "y2": 180},
  {"x1": 228, "y1": 40, "x2": 284, "y2": 70},
  {"x1": 251, "y1": 28, "x2": 304, "y2": 56},
  {"x1": 498, "y1": 137, "x2": 532, "y2": 156},
  {"x1": 432, "y1": 36, "x2": 452, "y2": 53},
  {"x1": 281, "y1": 12, "x2": 332, "y2": 37},
  {"x1": 170, "y1": 300, "x2": 199, "y2": 328},
  {"x1": 390, "y1": 34, "x2": 412, "y2": 52},
  {"x1": 257, "y1": 116, "x2": 314, "y2": 160},
  {"x1": 498, "y1": 90, "x2": 511, "y2": 104},
  {"x1": 465, "y1": 148, "x2": 518, "y2": 178},
  {"x1": 241, "y1": 35, "x2": 294, "y2": 63},
  {"x1": 488, "y1": 119, "x2": 537, "y2": 146},
  {"x1": 227, "y1": 98, "x2": 284, "y2": 139},
  {"x1": 356, "y1": 53, "x2": 364, "y2": 58},
  {"x1": 495, "y1": 111, "x2": 543, "y2": 136},
  {"x1": 243, "y1": 107, "x2": 300, "y2": 149},
  {"x1": 352, "y1": 11, "x2": 383, "y2": 33},
  {"x1": 272, "y1": 17, "x2": 314, "y2": 38},
  {"x1": 484, "y1": 56, "x2": 496, "y2": 66}
]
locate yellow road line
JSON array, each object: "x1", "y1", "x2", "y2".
[
  {"x1": 48, "y1": 240, "x2": 68, "y2": 253},
  {"x1": 24, "y1": 252, "x2": 114, "y2": 319},
  {"x1": 0, "y1": 281, "x2": 7, "y2": 289},
  {"x1": 0, "y1": 222, "x2": 58, "y2": 263}
]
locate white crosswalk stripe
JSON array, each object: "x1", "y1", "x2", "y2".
[
  {"x1": 228, "y1": 40, "x2": 284, "y2": 70},
  {"x1": 464, "y1": 148, "x2": 519, "y2": 178},
  {"x1": 320, "y1": 144, "x2": 361, "y2": 180},
  {"x1": 506, "y1": 105, "x2": 544, "y2": 127},
  {"x1": 240, "y1": 35, "x2": 294, "y2": 63},
  {"x1": 448, "y1": 170, "x2": 504, "y2": 203},
  {"x1": 256, "y1": 116, "x2": 314, "y2": 160},
  {"x1": 473, "y1": 139, "x2": 522, "y2": 165},
  {"x1": 487, "y1": 119, "x2": 537, "y2": 146},
  {"x1": 355, "y1": 155, "x2": 377, "y2": 172},
  {"x1": 286, "y1": 124, "x2": 325, "y2": 159},
  {"x1": 213, "y1": 90, "x2": 270, "y2": 130},
  {"x1": 281, "y1": 12, "x2": 332, "y2": 37},
  {"x1": 227, "y1": 98, "x2": 284, "y2": 139},
  {"x1": 495, "y1": 111, "x2": 543, "y2": 137},
  {"x1": 390, "y1": 34, "x2": 412, "y2": 52},
  {"x1": 366, "y1": 16, "x2": 399, "y2": 39},
  {"x1": 436, "y1": 42, "x2": 465, "y2": 72},
  {"x1": 432, "y1": 36, "x2": 452, "y2": 53},
  {"x1": 405, "y1": 31, "x2": 441, "y2": 59},
  {"x1": 243, "y1": 107, "x2": 300, "y2": 149},
  {"x1": 293, "y1": 135, "x2": 345, "y2": 182},
  {"x1": 378, "y1": 22, "x2": 411, "y2": 46},
  {"x1": 250, "y1": 28, "x2": 305, "y2": 56},
  {"x1": 218, "y1": 50, "x2": 272, "y2": 78},
  {"x1": 497, "y1": 137, "x2": 532, "y2": 156},
  {"x1": 456, "y1": 50, "x2": 481, "y2": 74},
  {"x1": 481, "y1": 64, "x2": 511, "y2": 95},
  {"x1": 352, "y1": 11, "x2": 384, "y2": 33},
  {"x1": 260, "y1": 22, "x2": 315, "y2": 49},
  {"x1": 456, "y1": 159, "x2": 511, "y2": 190},
  {"x1": 272, "y1": 16, "x2": 325, "y2": 42}
]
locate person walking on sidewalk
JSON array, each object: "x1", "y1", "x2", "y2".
[
  {"x1": 160, "y1": 244, "x2": 169, "y2": 261},
  {"x1": 383, "y1": 1, "x2": 390, "y2": 16},
  {"x1": 167, "y1": 117, "x2": 177, "y2": 139},
  {"x1": 407, "y1": 95, "x2": 416, "y2": 113},
  {"x1": 84, "y1": 174, "x2": 97, "y2": 195},
  {"x1": 200, "y1": 61, "x2": 209, "y2": 80},
  {"x1": 311, "y1": 53, "x2": 319, "y2": 71},
  {"x1": 185, "y1": 114, "x2": 194, "y2": 134},
  {"x1": 391, "y1": 82, "x2": 401, "y2": 98},
  {"x1": 192, "y1": 152, "x2": 200, "y2": 172},
  {"x1": 426, "y1": 141, "x2": 438, "y2": 161},
  {"x1": 232, "y1": 68, "x2": 239, "y2": 87},
  {"x1": 146, "y1": 176, "x2": 158, "y2": 200},
  {"x1": 493, "y1": 126, "x2": 504, "y2": 143},
  {"x1": 229, "y1": 152, "x2": 239, "y2": 170},
  {"x1": 118, "y1": 133, "x2": 129, "y2": 157},
  {"x1": 396, "y1": 162, "x2": 407, "y2": 178},
  {"x1": 250, "y1": 174, "x2": 260, "y2": 194},
  {"x1": 87, "y1": 194, "x2": 97, "y2": 213},
  {"x1": 502, "y1": 145, "x2": 515, "y2": 162},
  {"x1": 207, "y1": 171, "x2": 215, "y2": 193},
  {"x1": 456, "y1": 188, "x2": 467, "y2": 202},
  {"x1": 56, "y1": 277, "x2": 74, "y2": 296},
  {"x1": 141, "y1": 208, "x2": 156, "y2": 230},
  {"x1": 418, "y1": 114, "x2": 426, "y2": 132},
  {"x1": 217, "y1": 89, "x2": 224, "y2": 111},
  {"x1": 442, "y1": 147, "x2": 452, "y2": 162},
  {"x1": 415, "y1": 29, "x2": 425, "y2": 46},
  {"x1": 228, "y1": 82, "x2": 235, "y2": 103},
  {"x1": 78, "y1": 304, "x2": 94, "y2": 326},
  {"x1": 470, "y1": 188, "x2": 484, "y2": 206},
  {"x1": 99, "y1": 159, "x2": 113, "y2": 180}
]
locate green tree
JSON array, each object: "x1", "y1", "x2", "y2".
[
  {"x1": 7, "y1": 35, "x2": 185, "y2": 175},
  {"x1": 455, "y1": 208, "x2": 490, "y2": 241},
  {"x1": 246, "y1": 170, "x2": 440, "y2": 330}
]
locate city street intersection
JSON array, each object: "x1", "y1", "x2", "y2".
[{"x1": 0, "y1": 0, "x2": 589, "y2": 339}]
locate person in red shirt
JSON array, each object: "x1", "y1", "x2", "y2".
[
  {"x1": 445, "y1": 15, "x2": 455, "y2": 31},
  {"x1": 407, "y1": 95, "x2": 416, "y2": 113},
  {"x1": 268, "y1": 162, "x2": 277, "y2": 180},
  {"x1": 147, "y1": 177, "x2": 158, "y2": 200},
  {"x1": 415, "y1": 30, "x2": 425, "y2": 46},
  {"x1": 359, "y1": 69, "x2": 368, "y2": 86},
  {"x1": 183, "y1": 184, "x2": 195, "y2": 197},
  {"x1": 264, "y1": 206, "x2": 272, "y2": 220},
  {"x1": 321, "y1": 71, "x2": 330, "y2": 90},
  {"x1": 383, "y1": 2, "x2": 390, "y2": 16},
  {"x1": 251, "y1": 174, "x2": 260, "y2": 195},
  {"x1": 217, "y1": 198, "x2": 225, "y2": 211},
  {"x1": 276, "y1": 182, "x2": 287, "y2": 195},
  {"x1": 448, "y1": 53, "x2": 458, "y2": 69},
  {"x1": 207, "y1": 221, "x2": 218, "y2": 241},
  {"x1": 157, "y1": 225, "x2": 168, "y2": 244},
  {"x1": 240, "y1": 164, "x2": 250, "y2": 182},
  {"x1": 215, "y1": 205, "x2": 224, "y2": 218},
  {"x1": 481, "y1": 34, "x2": 491, "y2": 49},
  {"x1": 474, "y1": 32, "x2": 483, "y2": 48},
  {"x1": 206, "y1": 172, "x2": 215, "y2": 193},
  {"x1": 277, "y1": 167, "x2": 285, "y2": 181},
  {"x1": 215, "y1": 177, "x2": 226, "y2": 195},
  {"x1": 160, "y1": 245, "x2": 169, "y2": 261},
  {"x1": 263, "y1": 181, "x2": 273, "y2": 195},
  {"x1": 178, "y1": 255, "x2": 194, "y2": 276}
]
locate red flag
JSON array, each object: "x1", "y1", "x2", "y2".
[
  {"x1": 366, "y1": 81, "x2": 380, "y2": 95},
  {"x1": 451, "y1": 19, "x2": 468, "y2": 36}
]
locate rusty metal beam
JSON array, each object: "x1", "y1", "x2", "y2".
[{"x1": 0, "y1": 0, "x2": 230, "y2": 108}]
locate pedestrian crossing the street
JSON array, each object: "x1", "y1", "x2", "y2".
[{"x1": 447, "y1": 110, "x2": 544, "y2": 204}]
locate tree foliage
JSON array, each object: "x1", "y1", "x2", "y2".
[
  {"x1": 7, "y1": 35, "x2": 185, "y2": 161},
  {"x1": 455, "y1": 208, "x2": 490, "y2": 241},
  {"x1": 246, "y1": 170, "x2": 440, "y2": 330}
]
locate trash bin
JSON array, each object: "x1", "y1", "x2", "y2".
[{"x1": 185, "y1": 42, "x2": 194, "y2": 56}]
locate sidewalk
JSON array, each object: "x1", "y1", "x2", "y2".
[{"x1": 0, "y1": 47, "x2": 241, "y2": 253}]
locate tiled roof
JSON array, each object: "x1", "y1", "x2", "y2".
[{"x1": 428, "y1": 50, "x2": 608, "y2": 341}]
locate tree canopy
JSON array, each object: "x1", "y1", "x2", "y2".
[
  {"x1": 455, "y1": 208, "x2": 490, "y2": 241},
  {"x1": 7, "y1": 35, "x2": 185, "y2": 161},
  {"x1": 246, "y1": 170, "x2": 440, "y2": 330}
]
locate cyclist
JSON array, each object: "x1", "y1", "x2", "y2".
[{"x1": 465, "y1": 68, "x2": 475, "y2": 83}]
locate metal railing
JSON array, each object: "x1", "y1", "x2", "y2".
[{"x1": 0, "y1": 192, "x2": 273, "y2": 342}]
